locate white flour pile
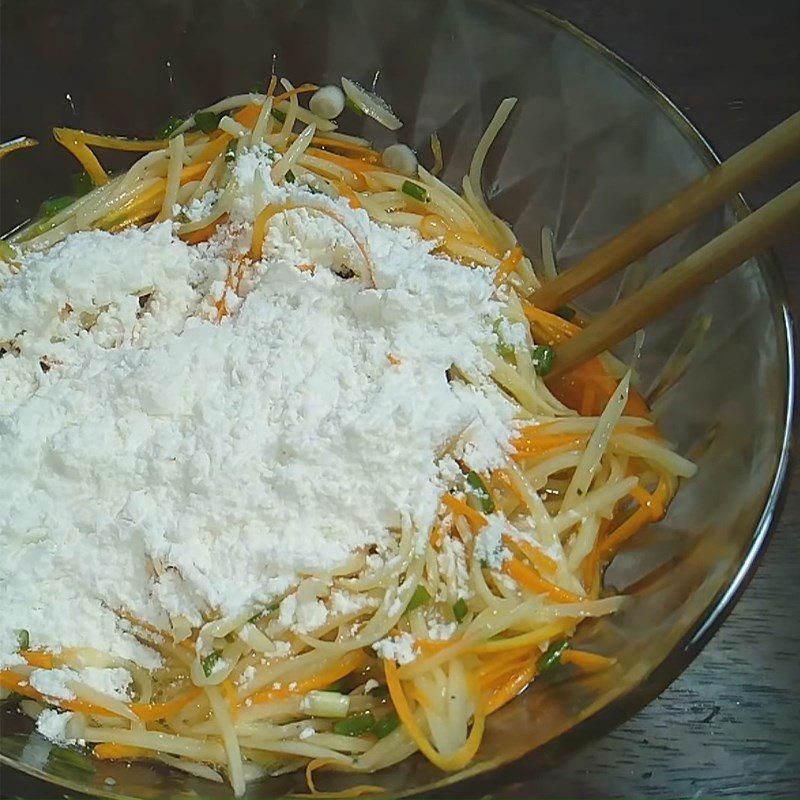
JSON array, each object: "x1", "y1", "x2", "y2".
[{"x1": 0, "y1": 144, "x2": 515, "y2": 671}]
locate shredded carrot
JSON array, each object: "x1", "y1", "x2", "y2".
[
  {"x1": 305, "y1": 147, "x2": 385, "y2": 175},
  {"x1": 429, "y1": 523, "x2": 443, "y2": 548},
  {"x1": 0, "y1": 671, "x2": 118, "y2": 718},
  {"x1": 221, "y1": 678, "x2": 238, "y2": 718},
  {"x1": 416, "y1": 639, "x2": 452, "y2": 657},
  {"x1": 53, "y1": 129, "x2": 108, "y2": 186},
  {"x1": 441, "y1": 493, "x2": 487, "y2": 531},
  {"x1": 503, "y1": 558, "x2": 580, "y2": 604},
  {"x1": 53, "y1": 127, "x2": 169, "y2": 153},
  {"x1": 22, "y1": 650, "x2": 54, "y2": 669},
  {"x1": 492, "y1": 468, "x2": 526, "y2": 504},
  {"x1": 179, "y1": 214, "x2": 228, "y2": 245},
  {"x1": 198, "y1": 131, "x2": 233, "y2": 163},
  {"x1": 303, "y1": 757, "x2": 384, "y2": 797},
  {"x1": 471, "y1": 619, "x2": 576, "y2": 656},
  {"x1": 515, "y1": 538, "x2": 558, "y2": 576},
  {"x1": 512, "y1": 431, "x2": 588, "y2": 459},
  {"x1": 329, "y1": 178, "x2": 362, "y2": 209},
  {"x1": 129, "y1": 686, "x2": 202, "y2": 722},
  {"x1": 493, "y1": 245, "x2": 523, "y2": 285},
  {"x1": 384, "y1": 659, "x2": 486, "y2": 771},
  {"x1": 598, "y1": 479, "x2": 668, "y2": 560},
  {"x1": 242, "y1": 650, "x2": 366, "y2": 707},
  {"x1": 93, "y1": 743, "x2": 149, "y2": 760},
  {"x1": 484, "y1": 658, "x2": 538, "y2": 715},
  {"x1": 310, "y1": 135, "x2": 380, "y2": 161},
  {"x1": 560, "y1": 649, "x2": 616, "y2": 673}
]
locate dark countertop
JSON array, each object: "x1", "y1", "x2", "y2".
[{"x1": 2, "y1": 1, "x2": 798, "y2": 798}]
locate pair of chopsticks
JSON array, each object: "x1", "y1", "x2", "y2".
[{"x1": 537, "y1": 111, "x2": 800, "y2": 379}]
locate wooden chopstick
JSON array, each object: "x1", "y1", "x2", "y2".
[
  {"x1": 532, "y1": 111, "x2": 800, "y2": 312},
  {"x1": 549, "y1": 180, "x2": 800, "y2": 379}
]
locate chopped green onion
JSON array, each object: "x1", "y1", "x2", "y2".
[
  {"x1": 374, "y1": 711, "x2": 400, "y2": 739},
  {"x1": 271, "y1": 108, "x2": 287, "y2": 123},
  {"x1": 532, "y1": 344, "x2": 555, "y2": 377},
  {"x1": 452, "y1": 599, "x2": 468, "y2": 623},
  {"x1": 224, "y1": 140, "x2": 237, "y2": 163},
  {"x1": 325, "y1": 679, "x2": 346, "y2": 692},
  {"x1": 401, "y1": 180, "x2": 428, "y2": 203},
  {"x1": 537, "y1": 639, "x2": 570, "y2": 673},
  {"x1": 15, "y1": 629, "x2": 29, "y2": 650},
  {"x1": 156, "y1": 115, "x2": 183, "y2": 140},
  {"x1": 345, "y1": 95, "x2": 364, "y2": 115},
  {"x1": 39, "y1": 196, "x2": 76, "y2": 219},
  {"x1": 193, "y1": 111, "x2": 222, "y2": 134},
  {"x1": 466, "y1": 471, "x2": 495, "y2": 514},
  {"x1": 303, "y1": 690, "x2": 350, "y2": 718},
  {"x1": 201, "y1": 649, "x2": 222, "y2": 677},
  {"x1": 0, "y1": 240, "x2": 17, "y2": 262},
  {"x1": 285, "y1": 169, "x2": 296, "y2": 183},
  {"x1": 555, "y1": 305, "x2": 576, "y2": 321},
  {"x1": 406, "y1": 584, "x2": 431, "y2": 612},
  {"x1": 332, "y1": 711, "x2": 376, "y2": 736},
  {"x1": 70, "y1": 171, "x2": 93, "y2": 196},
  {"x1": 493, "y1": 319, "x2": 515, "y2": 359},
  {"x1": 48, "y1": 746, "x2": 95, "y2": 774}
]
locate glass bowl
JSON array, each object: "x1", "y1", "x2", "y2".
[{"x1": 0, "y1": 1, "x2": 792, "y2": 797}]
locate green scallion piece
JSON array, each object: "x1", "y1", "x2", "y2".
[
  {"x1": 271, "y1": 108, "x2": 287, "y2": 123},
  {"x1": 194, "y1": 111, "x2": 222, "y2": 134},
  {"x1": 537, "y1": 638, "x2": 570, "y2": 673},
  {"x1": 401, "y1": 180, "x2": 428, "y2": 203},
  {"x1": 156, "y1": 115, "x2": 183, "y2": 140},
  {"x1": 466, "y1": 471, "x2": 495, "y2": 514},
  {"x1": 15, "y1": 629, "x2": 30, "y2": 650},
  {"x1": 555, "y1": 305, "x2": 576, "y2": 321},
  {"x1": 48, "y1": 746, "x2": 95, "y2": 774},
  {"x1": 452, "y1": 599, "x2": 468, "y2": 623},
  {"x1": 70, "y1": 171, "x2": 93, "y2": 196},
  {"x1": 374, "y1": 711, "x2": 400, "y2": 739},
  {"x1": 532, "y1": 344, "x2": 555, "y2": 376},
  {"x1": 285, "y1": 169, "x2": 296, "y2": 183},
  {"x1": 201, "y1": 649, "x2": 222, "y2": 678},
  {"x1": 493, "y1": 319, "x2": 515, "y2": 359},
  {"x1": 406, "y1": 584, "x2": 431, "y2": 612},
  {"x1": 345, "y1": 96, "x2": 364, "y2": 115},
  {"x1": 332, "y1": 711, "x2": 376, "y2": 737},
  {"x1": 39, "y1": 196, "x2": 76, "y2": 219}
]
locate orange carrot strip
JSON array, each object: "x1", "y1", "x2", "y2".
[
  {"x1": 242, "y1": 650, "x2": 366, "y2": 707},
  {"x1": 22, "y1": 651, "x2": 54, "y2": 669},
  {"x1": 53, "y1": 129, "x2": 108, "y2": 185},
  {"x1": 515, "y1": 539, "x2": 558, "y2": 576},
  {"x1": 503, "y1": 558, "x2": 580, "y2": 604},
  {"x1": 441, "y1": 493, "x2": 487, "y2": 530},
  {"x1": 94, "y1": 744, "x2": 148, "y2": 760},
  {"x1": 129, "y1": 687, "x2": 202, "y2": 722},
  {"x1": 493, "y1": 245, "x2": 523, "y2": 285},
  {"x1": 560, "y1": 649, "x2": 616, "y2": 673},
  {"x1": 306, "y1": 147, "x2": 385, "y2": 174},
  {"x1": 484, "y1": 659, "x2": 538, "y2": 715},
  {"x1": 179, "y1": 214, "x2": 228, "y2": 245},
  {"x1": 0, "y1": 671, "x2": 118, "y2": 718}
]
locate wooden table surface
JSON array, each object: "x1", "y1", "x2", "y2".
[{"x1": 2, "y1": 1, "x2": 798, "y2": 798}]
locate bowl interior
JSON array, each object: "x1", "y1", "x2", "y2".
[{"x1": 0, "y1": 0, "x2": 792, "y2": 797}]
